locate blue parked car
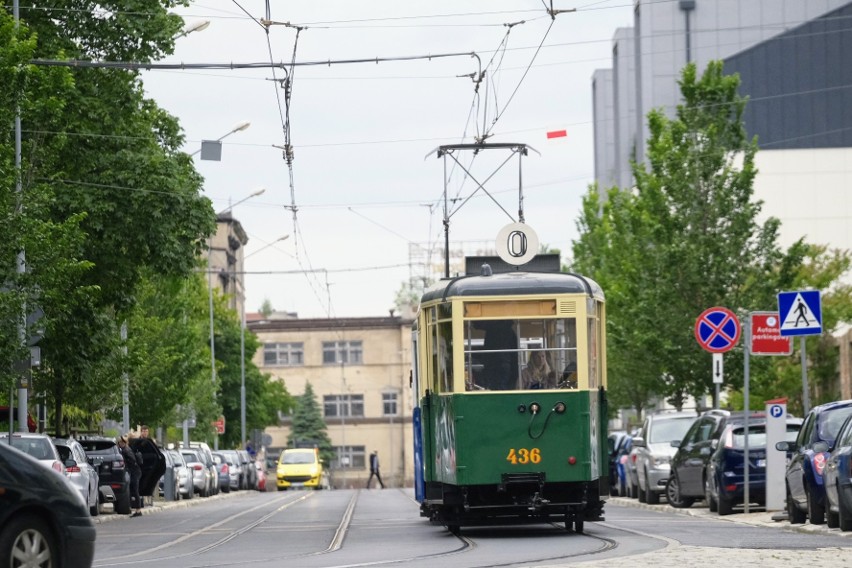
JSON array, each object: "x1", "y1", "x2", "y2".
[
  {"x1": 778, "y1": 399, "x2": 852, "y2": 525},
  {"x1": 824, "y1": 413, "x2": 852, "y2": 530},
  {"x1": 705, "y1": 416, "x2": 802, "y2": 515},
  {"x1": 615, "y1": 435, "x2": 633, "y2": 497}
]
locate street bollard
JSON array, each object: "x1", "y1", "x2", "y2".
[{"x1": 163, "y1": 466, "x2": 176, "y2": 501}]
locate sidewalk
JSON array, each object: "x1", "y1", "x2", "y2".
[
  {"x1": 608, "y1": 495, "x2": 852, "y2": 537},
  {"x1": 549, "y1": 497, "x2": 852, "y2": 567}
]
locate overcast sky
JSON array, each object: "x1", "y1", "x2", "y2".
[{"x1": 142, "y1": 1, "x2": 634, "y2": 318}]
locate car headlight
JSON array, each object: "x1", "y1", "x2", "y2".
[{"x1": 652, "y1": 455, "x2": 670, "y2": 467}]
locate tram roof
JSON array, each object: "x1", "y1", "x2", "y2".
[{"x1": 420, "y1": 270, "x2": 604, "y2": 304}]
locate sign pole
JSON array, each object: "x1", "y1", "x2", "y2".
[
  {"x1": 743, "y1": 316, "x2": 750, "y2": 515},
  {"x1": 800, "y1": 337, "x2": 810, "y2": 414},
  {"x1": 777, "y1": 290, "x2": 822, "y2": 414}
]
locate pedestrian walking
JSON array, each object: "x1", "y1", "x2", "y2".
[
  {"x1": 366, "y1": 450, "x2": 385, "y2": 489},
  {"x1": 118, "y1": 435, "x2": 143, "y2": 517}
]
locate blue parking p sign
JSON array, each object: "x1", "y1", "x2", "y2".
[{"x1": 777, "y1": 290, "x2": 822, "y2": 337}]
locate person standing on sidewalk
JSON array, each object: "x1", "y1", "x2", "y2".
[
  {"x1": 118, "y1": 435, "x2": 143, "y2": 517},
  {"x1": 366, "y1": 450, "x2": 385, "y2": 489}
]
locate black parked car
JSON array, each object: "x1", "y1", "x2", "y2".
[
  {"x1": 779, "y1": 399, "x2": 852, "y2": 525},
  {"x1": 79, "y1": 435, "x2": 132, "y2": 514},
  {"x1": 667, "y1": 410, "x2": 762, "y2": 508},
  {"x1": 705, "y1": 417, "x2": 802, "y2": 515},
  {"x1": 0, "y1": 442, "x2": 96, "y2": 568}
]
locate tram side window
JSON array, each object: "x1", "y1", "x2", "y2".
[
  {"x1": 438, "y1": 321, "x2": 454, "y2": 392},
  {"x1": 428, "y1": 306, "x2": 454, "y2": 393}
]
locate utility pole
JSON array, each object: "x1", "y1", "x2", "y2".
[{"x1": 13, "y1": 0, "x2": 29, "y2": 431}]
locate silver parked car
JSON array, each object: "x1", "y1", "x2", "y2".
[
  {"x1": 168, "y1": 448, "x2": 193, "y2": 500},
  {"x1": 0, "y1": 432, "x2": 65, "y2": 475},
  {"x1": 181, "y1": 447, "x2": 214, "y2": 497},
  {"x1": 54, "y1": 437, "x2": 100, "y2": 517},
  {"x1": 632, "y1": 411, "x2": 697, "y2": 504}
]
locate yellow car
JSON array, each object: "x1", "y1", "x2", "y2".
[{"x1": 276, "y1": 448, "x2": 328, "y2": 490}]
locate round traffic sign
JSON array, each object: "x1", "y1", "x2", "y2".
[{"x1": 694, "y1": 307, "x2": 741, "y2": 353}]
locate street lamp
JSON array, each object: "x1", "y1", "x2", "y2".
[
  {"x1": 240, "y1": 235, "x2": 290, "y2": 449},
  {"x1": 173, "y1": 19, "x2": 210, "y2": 40},
  {"x1": 191, "y1": 121, "x2": 251, "y2": 159},
  {"x1": 217, "y1": 187, "x2": 265, "y2": 215}
]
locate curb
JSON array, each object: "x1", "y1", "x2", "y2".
[
  {"x1": 608, "y1": 496, "x2": 852, "y2": 538},
  {"x1": 93, "y1": 488, "x2": 247, "y2": 524}
]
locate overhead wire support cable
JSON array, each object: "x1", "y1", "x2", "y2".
[{"x1": 31, "y1": 52, "x2": 483, "y2": 81}]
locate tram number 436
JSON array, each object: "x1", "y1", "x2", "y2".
[{"x1": 506, "y1": 448, "x2": 541, "y2": 465}]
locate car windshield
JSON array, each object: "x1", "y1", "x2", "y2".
[
  {"x1": 3, "y1": 436, "x2": 54, "y2": 460},
  {"x1": 282, "y1": 452, "x2": 315, "y2": 465},
  {"x1": 728, "y1": 424, "x2": 800, "y2": 448},
  {"x1": 649, "y1": 417, "x2": 694, "y2": 444},
  {"x1": 818, "y1": 406, "x2": 852, "y2": 443},
  {"x1": 79, "y1": 440, "x2": 116, "y2": 454}
]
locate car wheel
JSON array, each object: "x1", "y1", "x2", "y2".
[
  {"x1": 666, "y1": 473, "x2": 695, "y2": 509},
  {"x1": 0, "y1": 514, "x2": 57, "y2": 567},
  {"x1": 806, "y1": 484, "x2": 826, "y2": 525},
  {"x1": 638, "y1": 476, "x2": 647, "y2": 503},
  {"x1": 630, "y1": 480, "x2": 639, "y2": 499},
  {"x1": 645, "y1": 479, "x2": 660, "y2": 504},
  {"x1": 787, "y1": 483, "x2": 806, "y2": 524},
  {"x1": 704, "y1": 476, "x2": 718, "y2": 513},
  {"x1": 90, "y1": 499, "x2": 100, "y2": 517},
  {"x1": 827, "y1": 509, "x2": 839, "y2": 528},
  {"x1": 718, "y1": 495, "x2": 734, "y2": 516},
  {"x1": 839, "y1": 483, "x2": 852, "y2": 531}
]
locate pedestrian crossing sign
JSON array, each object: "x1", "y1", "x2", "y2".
[{"x1": 777, "y1": 290, "x2": 822, "y2": 337}]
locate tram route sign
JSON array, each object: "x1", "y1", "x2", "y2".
[{"x1": 694, "y1": 306, "x2": 741, "y2": 353}]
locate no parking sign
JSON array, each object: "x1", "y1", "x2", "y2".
[{"x1": 695, "y1": 307, "x2": 741, "y2": 353}]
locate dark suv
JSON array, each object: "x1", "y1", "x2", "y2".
[
  {"x1": 79, "y1": 436, "x2": 131, "y2": 515},
  {"x1": 667, "y1": 410, "x2": 765, "y2": 508},
  {"x1": 779, "y1": 399, "x2": 852, "y2": 525}
]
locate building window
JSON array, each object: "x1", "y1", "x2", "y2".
[
  {"x1": 322, "y1": 340, "x2": 363, "y2": 365},
  {"x1": 263, "y1": 342, "x2": 304, "y2": 366},
  {"x1": 323, "y1": 394, "x2": 364, "y2": 418},
  {"x1": 382, "y1": 392, "x2": 399, "y2": 416},
  {"x1": 333, "y1": 445, "x2": 366, "y2": 469}
]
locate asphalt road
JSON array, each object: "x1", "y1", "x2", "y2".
[{"x1": 90, "y1": 489, "x2": 852, "y2": 567}]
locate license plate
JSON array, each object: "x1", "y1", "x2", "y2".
[
  {"x1": 756, "y1": 459, "x2": 766, "y2": 468},
  {"x1": 291, "y1": 482, "x2": 304, "y2": 488}
]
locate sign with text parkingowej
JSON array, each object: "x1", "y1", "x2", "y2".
[
  {"x1": 694, "y1": 307, "x2": 741, "y2": 353},
  {"x1": 750, "y1": 312, "x2": 792, "y2": 356}
]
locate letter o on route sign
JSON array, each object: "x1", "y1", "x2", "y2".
[{"x1": 695, "y1": 306, "x2": 741, "y2": 353}]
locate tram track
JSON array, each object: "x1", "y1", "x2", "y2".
[
  {"x1": 94, "y1": 489, "x2": 620, "y2": 568},
  {"x1": 93, "y1": 491, "x2": 314, "y2": 567}
]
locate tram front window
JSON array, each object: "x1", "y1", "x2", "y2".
[{"x1": 464, "y1": 318, "x2": 578, "y2": 391}]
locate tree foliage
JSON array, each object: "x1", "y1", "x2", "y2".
[
  {"x1": 0, "y1": 5, "x2": 288, "y2": 442},
  {"x1": 287, "y1": 383, "x2": 334, "y2": 466}
]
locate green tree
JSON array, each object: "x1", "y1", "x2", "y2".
[
  {"x1": 573, "y1": 61, "x2": 793, "y2": 410},
  {"x1": 287, "y1": 383, "x2": 334, "y2": 466},
  {"x1": 7, "y1": 4, "x2": 216, "y2": 431}
]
